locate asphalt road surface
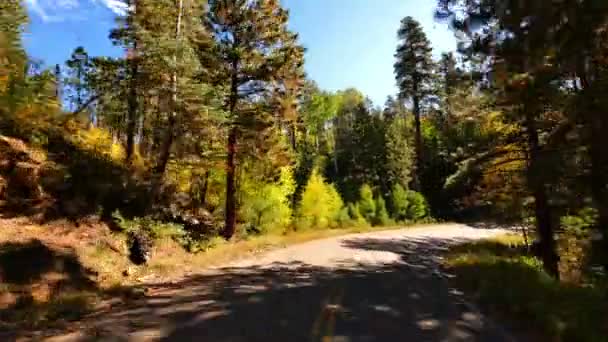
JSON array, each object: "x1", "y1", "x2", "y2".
[{"x1": 46, "y1": 224, "x2": 516, "y2": 342}]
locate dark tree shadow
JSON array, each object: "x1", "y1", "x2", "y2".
[
  {"x1": 15, "y1": 236, "x2": 515, "y2": 342},
  {"x1": 0, "y1": 239, "x2": 102, "y2": 331},
  {"x1": 0, "y1": 240, "x2": 97, "y2": 287}
]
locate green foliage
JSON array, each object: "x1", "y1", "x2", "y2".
[
  {"x1": 385, "y1": 117, "x2": 414, "y2": 189},
  {"x1": 374, "y1": 195, "x2": 391, "y2": 226},
  {"x1": 389, "y1": 184, "x2": 429, "y2": 221},
  {"x1": 447, "y1": 237, "x2": 608, "y2": 342},
  {"x1": 240, "y1": 167, "x2": 295, "y2": 235},
  {"x1": 406, "y1": 190, "x2": 429, "y2": 220},
  {"x1": 296, "y1": 170, "x2": 343, "y2": 230},
  {"x1": 390, "y1": 184, "x2": 409, "y2": 221},
  {"x1": 112, "y1": 211, "x2": 185, "y2": 241},
  {"x1": 357, "y1": 184, "x2": 376, "y2": 223},
  {"x1": 561, "y1": 208, "x2": 597, "y2": 237},
  {"x1": 336, "y1": 207, "x2": 352, "y2": 227}
]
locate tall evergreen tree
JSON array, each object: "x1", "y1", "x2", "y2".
[
  {"x1": 204, "y1": 0, "x2": 305, "y2": 239},
  {"x1": 434, "y1": 0, "x2": 568, "y2": 277},
  {"x1": 394, "y1": 17, "x2": 434, "y2": 190},
  {"x1": 110, "y1": 0, "x2": 142, "y2": 163},
  {"x1": 437, "y1": 52, "x2": 459, "y2": 121},
  {"x1": 64, "y1": 47, "x2": 93, "y2": 115}
]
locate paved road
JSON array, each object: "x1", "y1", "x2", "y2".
[{"x1": 48, "y1": 224, "x2": 515, "y2": 342}]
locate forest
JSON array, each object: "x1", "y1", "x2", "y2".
[
  {"x1": 1, "y1": 1, "x2": 608, "y2": 337},
  {"x1": 2, "y1": 0, "x2": 608, "y2": 277}
]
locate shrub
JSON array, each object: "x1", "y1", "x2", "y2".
[
  {"x1": 446, "y1": 237, "x2": 608, "y2": 342},
  {"x1": 296, "y1": 170, "x2": 343, "y2": 230},
  {"x1": 374, "y1": 195, "x2": 391, "y2": 226},
  {"x1": 112, "y1": 210, "x2": 185, "y2": 240},
  {"x1": 348, "y1": 203, "x2": 368, "y2": 226},
  {"x1": 357, "y1": 184, "x2": 376, "y2": 223},
  {"x1": 240, "y1": 167, "x2": 295, "y2": 235},
  {"x1": 405, "y1": 190, "x2": 429, "y2": 220},
  {"x1": 389, "y1": 185, "x2": 429, "y2": 221},
  {"x1": 390, "y1": 184, "x2": 409, "y2": 221},
  {"x1": 337, "y1": 207, "x2": 351, "y2": 227}
]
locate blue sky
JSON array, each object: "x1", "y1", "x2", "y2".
[{"x1": 24, "y1": 0, "x2": 456, "y2": 106}]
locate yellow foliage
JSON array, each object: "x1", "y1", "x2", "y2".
[
  {"x1": 72, "y1": 126, "x2": 126, "y2": 163},
  {"x1": 167, "y1": 161, "x2": 195, "y2": 193}
]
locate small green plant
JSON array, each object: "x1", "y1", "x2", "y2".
[
  {"x1": 389, "y1": 185, "x2": 428, "y2": 222},
  {"x1": 240, "y1": 167, "x2": 295, "y2": 235},
  {"x1": 374, "y1": 195, "x2": 391, "y2": 226},
  {"x1": 405, "y1": 190, "x2": 428, "y2": 220},
  {"x1": 390, "y1": 184, "x2": 409, "y2": 221},
  {"x1": 357, "y1": 184, "x2": 376, "y2": 223},
  {"x1": 112, "y1": 210, "x2": 185, "y2": 240},
  {"x1": 296, "y1": 169, "x2": 343, "y2": 230}
]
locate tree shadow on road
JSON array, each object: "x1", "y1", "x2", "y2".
[{"x1": 17, "y1": 236, "x2": 512, "y2": 341}]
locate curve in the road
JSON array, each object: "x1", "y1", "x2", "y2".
[{"x1": 46, "y1": 224, "x2": 516, "y2": 342}]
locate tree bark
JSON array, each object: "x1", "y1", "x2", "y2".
[
  {"x1": 125, "y1": 0, "x2": 139, "y2": 164},
  {"x1": 222, "y1": 50, "x2": 240, "y2": 239},
  {"x1": 525, "y1": 111, "x2": 560, "y2": 279},
  {"x1": 199, "y1": 170, "x2": 210, "y2": 208},
  {"x1": 223, "y1": 127, "x2": 238, "y2": 239},
  {"x1": 589, "y1": 107, "x2": 608, "y2": 271},
  {"x1": 149, "y1": 0, "x2": 184, "y2": 205},
  {"x1": 125, "y1": 53, "x2": 139, "y2": 163},
  {"x1": 412, "y1": 92, "x2": 422, "y2": 191}
]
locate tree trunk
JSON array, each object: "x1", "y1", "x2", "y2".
[
  {"x1": 222, "y1": 45, "x2": 240, "y2": 240},
  {"x1": 589, "y1": 109, "x2": 608, "y2": 271},
  {"x1": 125, "y1": 0, "x2": 139, "y2": 164},
  {"x1": 149, "y1": 0, "x2": 184, "y2": 205},
  {"x1": 525, "y1": 111, "x2": 560, "y2": 279},
  {"x1": 223, "y1": 127, "x2": 238, "y2": 239},
  {"x1": 412, "y1": 93, "x2": 422, "y2": 191},
  {"x1": 125, "y1": 53, "x2": 138, "y2": 164},
  {"x1": 199, "y1": 170, "x2": 210, "y2": 208}
]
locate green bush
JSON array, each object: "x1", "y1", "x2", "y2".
[
  {"x1": 240, "y1": 167, "x2": 295, "y2": 235},
  {"x1": 337, "y1": 207, "x2": 352, "y2": 227},
  {"x1": 374, "y1": 195, "x2": 391, "y2": 226},
  {"x1": 447, "y1": 237, "x2": 608, "y2": 342},
  {"x1": 347, "y1": 203, "x2": 368, "y2": 227},
  {"x1": 390, "y1": 184, "x2": 409, "y2": 221},
  {"x1": 112, "y1": 211, "x2": 185, "y2": 240},
  {"x1": 389, "y1": 185, "x2": 429, "y2": 222},
  {"x1": 296, "y1": 169, "x2": 343, "y2": 230},
  {"x1": 357, "y1": 184, "x2": 376, "y2": 223},
  {"x1": 405, "y1": 190, "x2": 429, "y2": 220}
]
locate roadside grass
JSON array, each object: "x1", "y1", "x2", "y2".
[{"x1": 445, "y1": 235, "x2": 608, "y2": 342}]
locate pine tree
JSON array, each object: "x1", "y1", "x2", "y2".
[
  {"x1": 64, "y1": 47, "x2": 93, "y2": 115},
  {"x1": 109, "y1": 0, "x2": 139, "y2": 163},
  {"x1": 374, "y1": 195, "x2": 391, "y2": 226},
  {"x1": 205, "y1": 0, "x2": 305, "y2": 239},
  {"x1": 437, "y1": 52, "x2": 459, "y2": 121},
  {"x1": 141, "y1": 0, "x2": 214, "y2": 200},
  {"x1": 357, "y1": 184, "x2": 376, "y2": 223},
  {"x1": 394, "y1": 17, "x2": 434, "y2": 190},
  {"x1": 385, "y1": 116, "x2": 414, "y2": 190},
  {"x1": 434, "y1": 0, "x2": 563, "y2": 277}
]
